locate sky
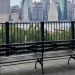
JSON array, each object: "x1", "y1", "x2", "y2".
[{"x1": 11, "y1": 0, "x2": 72, "y2": 6}]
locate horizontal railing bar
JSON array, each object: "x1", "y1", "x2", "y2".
[{"x1": 0, "y1": 39, "x2": 75, "y2": 46}]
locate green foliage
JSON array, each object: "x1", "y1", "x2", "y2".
[
  {"x1": 0, "y1": 26, "x2": 6, "y2": 44},
  {"x1": 9, "y1": 25, "x2": 25, "y2": 43},
  {"x1": 25, "y1": 24, "x2": 51, "y2": 42},
  {"x1": 0, "y1": 25, "x2": 25, "y2": 44},
  {"x1": 25, "y1": 24, "x2": 40, "y2": 42},
  {"x1": 44, "y1": 29, "x2": 52, "y2": 41},
  {"x1": 0, "y1": 23, "x2": 74, "y2": 44}
]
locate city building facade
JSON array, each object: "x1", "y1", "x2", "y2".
[
  {"x1": 71, "y1": 0, "x2": 75, "y2": 20},
  {"x1": 41, "y1": 0, "x2": 50, "y2": 21},
  {"x1": 0, "y1": 0, "x2": 10, "y2": 22},
  {"x1": 21, "y1": 0, "x2": 32, "y2": 21},
  {"x1": 32, "y1": 1, "x2": 43, "y2": 21},
  {"x1": 11, "y1": 5, "x2": 20, "y2": 14},
  {"x1": 67, "y1": 1, "x2": 72, "y2": 20},
  {"x1": 59, "y1": 0, "x2": 67, "y2": 21},
  {"x1": 48, "y1": 2, "x2": 58, "y2": 21}
]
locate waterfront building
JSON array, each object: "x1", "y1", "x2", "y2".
[
  {"x1": 59, "y1": 0, "x2": 67, "y2": 21},
  {"x1": 67, "y1": 1, "x2": 72, "y2": 20},
  {"x1": 56, "y1": 2, "x2": 61, "y2": 21},
  {"x1": 48, "y1": 2, "x2": 58, "y2": 21},
  {"x1": 0, "y1": 0, "x2": 10, "y2": 13},
  {"x1": 21, "y1": 0, "x2": 32, "y2": 21},
  {"x1": 53, "y1": 0, "x2": 59, "y2": 3},
  {"x1": 11, "y1": 5, "x2": 20, "y2": 14},
  {"x1": 71, "y1": 0, "x2": 75, "y2": 20},
  {"x1": 11, "y1": 5, "x2": 21, "y2": 21},
  {"x1": 0, "y1": 0, "x2": 10, "y2": 22},
  {"x1": 32, "y1": 1, "x2": 43, "y2": 21},
  {"x1": 41, "y1": 0, "x2": 50, "y2": 21},
  {"x1": 10, "y1": 13, "x2": 19, "y2": 22}
]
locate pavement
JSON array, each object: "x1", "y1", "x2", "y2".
[{"x1": 0, "y1": 57, "x2": 75, "y2": 75}]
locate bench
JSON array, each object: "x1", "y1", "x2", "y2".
[{"x1": 0, "y1": 39, "x2": 75, "y2": 74}]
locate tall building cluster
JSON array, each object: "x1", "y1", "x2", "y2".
[
  {"x1": 0, "y1": 0, "x2": 75, "y2": 22},
  {"x1": 21, "y1": 0, "x2": 68, "y2": 22},
  {"x1": 21, "y1": 0, "x2": 50, "y2": 21}
]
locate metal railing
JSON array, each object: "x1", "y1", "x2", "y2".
[{"x1": 0, "y1": 21, "x2": 75, "y2": 44}]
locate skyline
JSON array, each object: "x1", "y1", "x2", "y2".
[
  {"x1": 11, "y1": 0, "x2": 41, "y2": 6},
  {"x1": 11, "y1": 0, "x2": 72, "y2": 6}
]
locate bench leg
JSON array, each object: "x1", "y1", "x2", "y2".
[
  {"x1": 35, "y1": 58, "x2": 42, "y2": 69},
  {"x1": 35, "y1": 58, "x2": 44, "y2": 74},
  {"x1": 68, "y1": 55, "x2": 75, "y2": 64},
  {"x1": 35, "y1": 60, "x2": 38, "y2": 69},
  {"x1": 68, "y1": 56, "x2": 71, "y2": 64}
]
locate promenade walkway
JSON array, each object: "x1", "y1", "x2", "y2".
[{"x1": 0, "y1": 57, "x2": 75, "y2": 75}]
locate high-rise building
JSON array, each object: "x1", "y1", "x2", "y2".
[
  {"x1": 52, "y1": 0, "x2": 61, "y2": 20},
  {"x1": 53, "y1": 0, "x2": 59, "y2": 3},
  {"x1": 0, "y1": 0, "x2": 10, "y2": 13},
  {"x1": 10, "y1": 5, "x2": 21, "y2": 21},
  {"x1": 71, "y1": 0, "x2": 75, "y2": 20},
  {"x1": 56, "y1": 3, "x2": 61, "y2": 21},
  {"x1": 0, "y1": 0, "x2": 10, "y2": 22},
  {"x1": 32, "y1": 1, "x2": 43, "y2": 21},
  {"x1": 59, "y1": 0, "x2": 67, "y2": 21},
  {"x1": 21, "y1": 0, "x2": 32, "y2": 21},
  {"x1": 72, "y1": 0, "x2": 74, "y2": 4},
  {"x1": 41, "y1": 0, "x2": 50, "y2": 21},
  {"x1": 11, "y1": 5, "x2": 20, "y2": 14},
  {"x1": 23, "y1": 0, "x2": 29, "y2": 21},
  {"x1": 67, "y1": 1, "x2": 72, "y2": 20},
  {"x1": 10, "y1": 13, "x2": 19, "y2": 22},
  {"x1": 48, "y1": 2, "x2": 58, "y2": 21}
]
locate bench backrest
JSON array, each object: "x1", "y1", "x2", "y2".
[{"x1": 0, "y1": 40, "x2": 75, "y2": 56}]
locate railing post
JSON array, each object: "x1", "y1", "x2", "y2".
[
  {"x1": 40, "y1": 22, "x2": 44, "y2": 41},
  {"x1": 5, "y1": 22, "x2": 9, "y2": 44},
  {"x1": 5, "y1": 22, "x2": 9, "y2": 56},
  {"x1": 71, "y1": 21, "x2": 74, "y2": 39},
  {"x1": 40, "y1": 21, "x2": 44, "y2": 74},
  {"x1": 71, "y1": 21, "x2": 74, "y2": 51}
]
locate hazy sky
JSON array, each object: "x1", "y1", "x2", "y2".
[{"x1": 11, "y1": 0, "x2": 72, "y2": 6}]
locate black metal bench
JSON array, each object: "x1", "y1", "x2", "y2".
[{"x1": 0, "y1": 39, "x2": 75, "y2": 74}]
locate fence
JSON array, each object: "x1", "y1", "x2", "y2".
[{"x1": 0, "y1": 21, "x2": 75, "y2": 44}]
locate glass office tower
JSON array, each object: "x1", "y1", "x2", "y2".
[
  {"x1": 41, "y1": 0, "x2": 50, "y2": 21},
  {"x1": 59, "y1": 0, "x2": 67, "y2": 20},
  {"x1": 21, "y1": 0, "x2": 32, "y2": 21}
]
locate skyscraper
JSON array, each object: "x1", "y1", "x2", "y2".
[
  {"x1": 0, "y1": 0, "x2": 10, "y2": 14},
  {"x1": 71, "y1": 0, "x2": 75, "y2": 20},
  {"x1": 72, "y1": 0, "x2": 74, "y2": 4},
  {"x1": 21, "y1": 0, "x2": 32, "y2": 21},
  {"x1": 41, "y1": 0, "x2": 50, "y2": 21},
  {"x1": 0, "y1": 0, "x2": 10, "y2": 22},
  {"x1": 11, "y1": 5, "x2": 20, "y2": 14},
  {"x1": 53, "y1": 0, "x2": 59, "y2": 3},
  {"x1": 59, "y1": 0, "x2": 67, "y2": 21},
  {"x1": 67, "y1": 1, "x2": 72, "y2": 20},
  {"x1": 22, "y1": 0, "x2": 29, "y2": 21},
  {"x1": 32, "y1": 1, "x2": 43, "y2": 21},
  {"x1": 48, "y1": 1, "x2": 58, "y2": 21}
]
